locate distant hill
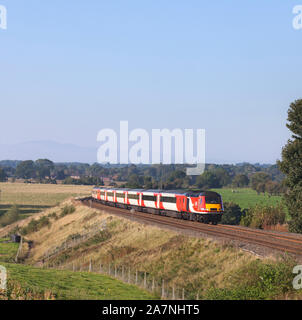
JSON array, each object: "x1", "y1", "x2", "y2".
[{"x1": 0, "y1": 141, "x2": 97, "y2": 163}]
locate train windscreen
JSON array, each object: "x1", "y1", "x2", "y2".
[{"x1": 205, "y1": 194, "x2": 221, "y2": 204}]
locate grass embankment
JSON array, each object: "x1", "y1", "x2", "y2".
[
  {"x1": 0, "y1": 263, "x2": 155, "y2": 300},
  {"x1": 0, "y1": 238, "x2": 155, "y2": 300},
  {"x1": 3, "y1": 200, "x2": 300, "y2": 300},
  {"x1": 211, "y1": 188, "x2": 282, "y2": 210},
  {"x1": 0, "y1": 182, "x2": 91, "y2": 220}
]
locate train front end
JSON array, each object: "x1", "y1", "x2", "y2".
[{"x1": 189, "y1": 191, "x2": 223, "y2": 224}]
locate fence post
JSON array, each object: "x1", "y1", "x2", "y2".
[
  {"x1": 73, "y1": 263, "x2": 75, "y2": 272},
  {"x1": 196, "y1": 293, "x2": 199, "y2": 300},
  {"x1": 100, "y1": 263, "x2": 102, "y2": 273},
  {"x1": 128, "y1": 268, "x2": 131, "y2": 283},
  {"x1": 172, "y1": 286, "x2": 175, "y2": 300},
  {"x1": 152, "y1": 278, "x2": 155, "y2": 292},
  {"x1": 89, "y1": 259, "x2": 92, "y2": 272},
  {"x1": 182, "y1": 288, "x2": 185, "y2": 300},
  {"x1": 144, "y1": 272, "x2": 147, "y2": 289},
  {"x1": 161, "y1": 280, "x2": 165, "y2": 299},
  {"x1": 109, "y1": 263, "x2": 111, "y2": 275},
  {"x1": 135, "y1": 270, "x2": 138, "y2": 285},
  {"x1": 115, "y1": 265, "x2": 117, "y2": 278},
  {"x1": 122, "y1": 266, "x2": 125, "y2": 280}
]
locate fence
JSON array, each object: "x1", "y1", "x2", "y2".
[
  {"x1": 42, "y1": 220, "x2": 108, "y2": 263},
  {"x1": 48, "y1": 259, "x2": 200, "y2": 300}
]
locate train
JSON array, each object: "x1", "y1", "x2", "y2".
[{"x1": 92, "y1": 187, "x2": 224, "y2": 224}]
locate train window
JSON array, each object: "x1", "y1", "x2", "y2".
[
  {"x1": 107, "y1": 192, "x2": 114, "y2": 197},
  {"x1": 128, "y1": 194, "x2": 139, "y2": 200},
  {"x1": 142, "y1": 195, "x2": 156, "y2": 201},
  {"x1": 116, "y1": 193, "x2": 125, "y2": 198},
  {"x1": 161, "y1": 197, "x2": 176, "y2": 203},
  {"x1": 205, "y1": 195, "x2": 221, "y2": 204}
]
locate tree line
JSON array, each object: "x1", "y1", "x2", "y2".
[{"x1": 0, "y1": 159, "x2": 285, "y2": 193}]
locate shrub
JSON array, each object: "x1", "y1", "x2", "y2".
[
  {"x1": 240, "y1": 204, "x2": 286, "y2": 229},
  {"x1": 0, "y1": 205, "x2": 20, "y2": 227},
  {"x1": 59, "y1": 205, "x2": 76, "y2": 218},
  {"x1": 205, "y1": 257, "x2": 296, "y2": 300},
  {"x1": 221, "y1": 202, "x2": 243, "y2": 225},
  {"x1": 21, "y1": 216, "x2": 51, "y2": 235}
]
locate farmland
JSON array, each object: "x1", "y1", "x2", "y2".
[
  {"x1": 211, "y1": 188, "x2": 283, "y2": 210},
  {"x1": 0, "y1": 182, "x2": 91, "y2": 219}
]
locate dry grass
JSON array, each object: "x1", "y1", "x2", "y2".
[
  {"x1": 0, "y1": 182, "x2": 91, "y2": 226},
  {"x1": 13, "y1": 200, "x2": 261, "y2": 298},
  {"x1": 2, "y1": 200, "x2": 300, "y2": 299},
  {"x1": 0, "y1": 182, "x2": 91, "y2": 206}
]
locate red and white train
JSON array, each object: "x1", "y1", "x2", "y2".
[{"x1": 92, "y1": 187, "x2": 223, "y2": 224}]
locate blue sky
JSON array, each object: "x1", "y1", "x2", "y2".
[{"x1": 0, "y1": 1, "x2": 301, "y2": 163}]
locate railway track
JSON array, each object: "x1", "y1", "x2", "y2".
[{"x1": 80, "y1": 198, "x2": 302, "y2": 256}]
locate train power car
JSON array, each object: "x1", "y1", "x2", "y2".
[{"x1": 92, "y1": 187, "x2": 223, "y2": 224}]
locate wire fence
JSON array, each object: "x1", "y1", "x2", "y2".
[
  {"x1": 42, "y1": 220, "x2": 108, "y2": 263},
  {"x1": 47, "y1": 259, "x2": 197, "y2": 300}
]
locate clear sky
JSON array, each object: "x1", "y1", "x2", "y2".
[{"x1": 0, "y1": 0, "x2": 301, "y2": 164}]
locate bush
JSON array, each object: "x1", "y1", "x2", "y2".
[
  {"x1": 240, "y1": 204, "x2": 286, "y2": 229},
  {"x1": 21, "y1": 216, "x2": 51, "y2": 235},
  {"x1": 0, "y1": 205, "x2": 20, "y2": 227},
  {"x1": 221, "y1": 202, "x2": 243, "y2": 225},
  {"x1": 59, "y1": 205, "x2": 76, "y2": 218},
  {"x1": 205, "y1": 257, "x2": 296, "y2": 300}
]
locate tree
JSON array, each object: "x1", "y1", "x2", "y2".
[
  {"x1": 213, "y1": 168, "x2": 231, "y2": 187},
  {"x1": 250, "y1": 172, "x2": 271, "y2": 192},
  {"x1": 221, "y1": 202, "x2": 243, "y2": 225},
  {"x1": 0, "y1": 168, "x2": 7, "y2": 182},
  {"x1": 196, "y1": 171, "x2": 221, "y2": 189},
  {"x1": 265, "y1": 181, "x2": 283, "y2": 196},
  {"x1": 35, "y1": 159, "x2": 54, "y2": 180},
  {"x1": 278, "y1": 99, "x2": 302, "y2": 233},
  {"x1": 16, "y1": 160, "x2": 35, "y2": 179},
  {"x1": 232, "y1": 174, "x2": 249, "y2": 188},
  {"x1": 0, "y1": 205, "x2": 20, "y2": 227}
]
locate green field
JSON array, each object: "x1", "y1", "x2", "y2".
[
  {"x1": 0, "y1": 238, "x2": 19, "y2": 262},
  {"x1": 0, "y1": 182, "x2": 91, "y2": 219},
  {"x1": 0, "y1": 263, "x2": 156, "y2": 300},
  {"x1": 0, "y1": 239, "x2": 156, "y2": 300},
  {"x1": 211, "y1": 188, "x2": 283, "y2": 210}
]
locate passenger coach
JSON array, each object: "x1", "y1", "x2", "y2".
[{"x1": 92, "y1": 187, "x2": 223, "y2": 224}]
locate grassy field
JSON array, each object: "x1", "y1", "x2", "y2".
[
  {"x1": 0, "y1": 238, "x2": 19, "y2": 262},
  {"x1": 211, "y1": 188, "x2": 283, "y2": 210},
  {"x1": 0, "y1": 262, "x2": 156, "y2": 300},
  {"x1": 0, "y1": 182, "x2": 91, "y2": 219}
]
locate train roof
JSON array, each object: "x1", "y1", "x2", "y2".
[{"x1": 93, "y1": 187, "x2": 221, "y2": 197}]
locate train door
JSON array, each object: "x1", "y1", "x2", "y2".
[
  {"x1": 176, "y1": 197, "x2": 182, "y2": 212},
  {"x1": 156, "y1": 194, "x2": 161, "y2": 209}
]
